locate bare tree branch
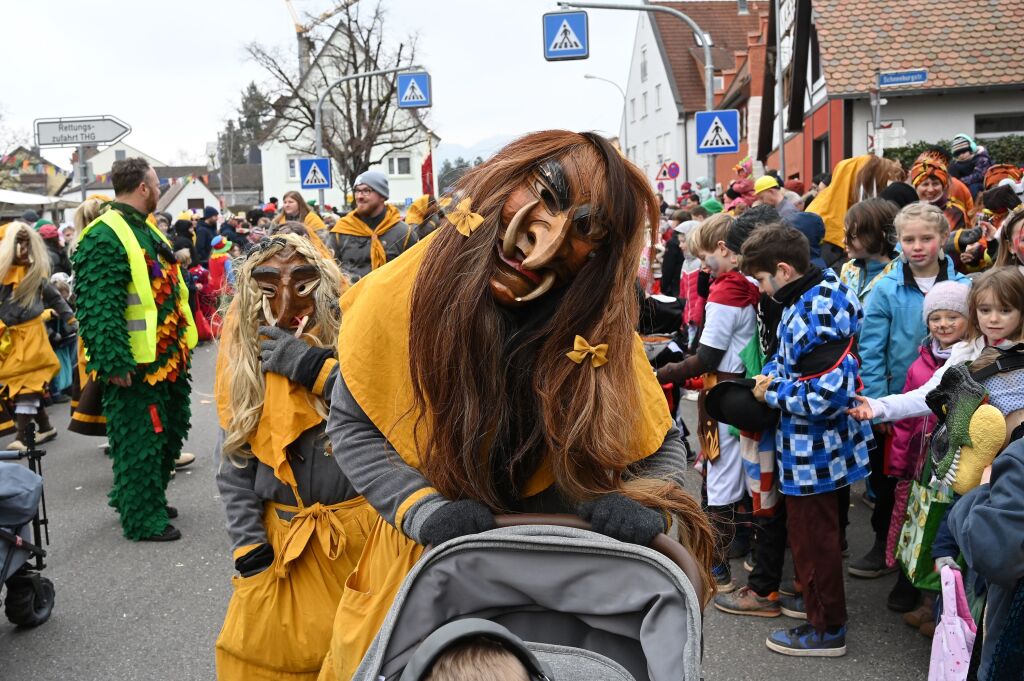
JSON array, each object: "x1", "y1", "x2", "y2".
[{"x1": 248, "y1": 0, "x2": 428, "y2": 193}]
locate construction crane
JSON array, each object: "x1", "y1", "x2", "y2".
[{"x1": 283, "y1": 0, "x2": 360, "y2": 76}]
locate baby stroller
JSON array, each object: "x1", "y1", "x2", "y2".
[
  {"x1": 0, "y1": 424, "x2": 54, "y2": 627},
  {"x1": 351, "y1": 515, "x2": 705, "y2": 681}
]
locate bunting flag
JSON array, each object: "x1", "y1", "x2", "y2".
[{"x1": 421, "y1": 153, "x2": 433, "y2": 195}]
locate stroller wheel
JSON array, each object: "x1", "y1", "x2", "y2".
[{"x1": 4, "y1": 570, "x2": 55, "y2": 627}]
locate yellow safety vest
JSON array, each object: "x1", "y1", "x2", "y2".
[{"x1": 81, "y1": 210, "x2": 198, "y2": 364}]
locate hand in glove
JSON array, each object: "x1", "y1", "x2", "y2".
[
  {"x1": 235, "y1": 542, "x2": 275, "y2": 577},
  {"x1": 579, "y1": 492, "x2": 667, "y2": 546},
  {"x1": 934, "y1": 556, "x2": 960, "y2": 573},
  {"x1": 418, "y1": 499, "x2": 496, "y2": 547},
  {"x1": 258, "y1": 325, "x2": 334, "y2": 390}
]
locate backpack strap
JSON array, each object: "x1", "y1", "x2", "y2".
[{"x1": 969, "y1": 345, "x2": 1024, "y2": 382}]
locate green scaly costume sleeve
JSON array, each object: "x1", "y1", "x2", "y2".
[{"x1": 71, "y1": 223, "x2": 136, "y2": 380}]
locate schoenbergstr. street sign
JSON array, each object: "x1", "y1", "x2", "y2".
[{"x1": 34, "y1": 115, "x2": 131, "y2": 147}]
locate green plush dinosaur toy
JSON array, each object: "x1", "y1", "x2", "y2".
[{"x1": 926, "y1": 363, "x2": 989, "y2": 486}]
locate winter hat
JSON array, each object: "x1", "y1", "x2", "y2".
[
  {"x1": 354, "y1": 170, "x2": 389, "y2": 199},
  {"x1": 922, "y1": 280, "x2": 970, "y2": 323},
  {"x1": 786, "y1": 212, "x2": 826, "y2": 267},
  {"x1": 263, "y1": 203, "x2": 277, "y2": 214},
  {"x1": 203, "y1": 206, "x2": 220, "y2": 220},
  {"x1": 754, "y1": 176, "x2": 779, "y2": 194},
  {"x1": 21, "y1": 210, "x2": 39, "y2": 223},
  {"x1": 211, "y1": 235, "x2": 232, "y2": 255},
  {"x1": 784, "y1": 179, "x2": 805, "y2": 194},
  {"x1": 701, "y1": 197, "x2": 723, "y2": 214},
  {"x1": 878, "y1": 182, "x2": 920, "y2": 209},
  {"x1": 674, "y1": 219, "x2": 699, "y2": 235},
  {"x1": 951, "y1": 134, "x2": 976, "y2": 156},
  {"x1": 34, "y1": 218, "x2": 54, "y2": 230},
  {"x1": 38, "y1": 224, "x2": 60, "y2": 240}
]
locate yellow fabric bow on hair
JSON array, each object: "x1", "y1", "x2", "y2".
[
  {"x1": 566, "y1": 335, "x2": 609, "y2": 368},
  {"x1": 449, "y1": 197, "x2": 484, "y2": 236}
]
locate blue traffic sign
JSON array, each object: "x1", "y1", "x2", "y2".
[
  {"x1": 543, "y1": 11, "x2": 589, "y2": 61},
  {"x1": 397, "y1": 71, "x2": 432, "y2": 109},
  {"x1": 878, "y1": 69, "x2": 928, "y2": 88},
  {"x1": 695, "y1": 109, "x2": 740, "y2": 155},
  {"x1": 299, "y1": 157, "x2": 332, "y2": 189}
]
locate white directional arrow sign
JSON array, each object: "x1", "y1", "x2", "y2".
[{"x1": 34, "y1": 116, "x2": 131, "y2": 147}]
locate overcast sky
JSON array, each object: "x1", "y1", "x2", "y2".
[{"x1": 5, "y1": 0, "x2": 637, "y2": 169}]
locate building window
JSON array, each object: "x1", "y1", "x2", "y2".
[
  {"x1": 642, "y1": 92, "x2": 648, "y2": 118},
  {"x1": 630, "y1": 98, "x2": 636, "y2": 122},
  {"x1": 640, "y1": 47, "x2": 648, "y2": 82},
  {"x1": 812, "y1": 135, "x2": 830, "y2": 178},
  {"x1": 114, "y1": 149, "x2": 126, "y2": 161},
  {"x1": 655, "y1": 134, "x2": 665, "y2": 164},
  {"x1": 387, "y1": 156, "x2": 412, "y2": 176},
  {"x1": 810, "y1": 25, "x2": 823, "y2": 83},
  {"x1": 187, "y1": 198, "x2": 205, "y2": 211},
  {"x1": 287, "y1": 157, "x2": 298, "y2": 180},
  {"x1": 655, "y1": 84, "x2": 662, "y2": 111},
  {"x1": 975, "y1": 112, "x2": 1024, "y2": 137},
  {"x1": 642, "y1": 140, "x2": 649, "y2": 165},
  {"x1": 694, "y1": 31, "x2": 713, "y2": 47}
]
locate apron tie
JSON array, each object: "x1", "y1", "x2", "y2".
[{"x1": 275, "y1": 503, "x2": 347, "y2": 578}]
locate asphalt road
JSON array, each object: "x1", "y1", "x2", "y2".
[{"x1": 0, "y1": 344, "x2": 933, "y2": 680}]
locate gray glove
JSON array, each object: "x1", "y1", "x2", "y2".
[
  {"x1": 418, "y1": 499, "x2": 496, "y2": 547},
  {"x1": 258, "y1": 325, "x2": 334, "y2": 390},
  {"x1": 579, "y1": 492, "x2": 668, "y2": 546}
]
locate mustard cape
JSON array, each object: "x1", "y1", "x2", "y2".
[
  {"x1": 336, "y1": 232, "x2": 673, "y2": 499},
  {"x1": 808, "y1": 154, "x2": 874, "y2": 249},
  {"x1": 330, "y1": 204, "x2": 404, "y2": 271}
]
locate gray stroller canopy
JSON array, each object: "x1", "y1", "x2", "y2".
[
  {"x1": 352, "y1": 524, "x2": 703, "y2": 681},
  {"x1": 0, "y1": 462, "x2": 43, "y2": 581}
]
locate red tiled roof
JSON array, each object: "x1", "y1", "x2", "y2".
[
  {"x1": 651, "y1": 1, "x2": 765, "y2": 113},
  {"x1": 812, "y1": 0, "x2": 1024, "y2": 97}
]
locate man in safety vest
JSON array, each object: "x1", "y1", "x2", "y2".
[{"x1": 72, "y1": 157, "x2": 198, "y2": 542}]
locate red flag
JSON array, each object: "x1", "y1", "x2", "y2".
[{"x1": 421, "y1": 153, "x2": 433, "y2": 195}]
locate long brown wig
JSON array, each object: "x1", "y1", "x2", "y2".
[{"x1": 407, "y1": 130, "x2": 714, "y2": 593}]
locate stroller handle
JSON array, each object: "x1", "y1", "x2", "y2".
[{"x1": 493, "y1": 514, "x2": 705, "y2": 604}]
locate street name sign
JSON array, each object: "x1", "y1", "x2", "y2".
[
  {"x1": 34, "y1": 115, "x2": 131, "y2": 147},
  {"x1": 695, "y1": 109, "x2": 740, "y2": 155},
  {"x1": 397, "y1": 72, "x2": 432, "y2": 109},
  {"x1": 543, "y1": 11, "x2": 589, "y2": 61},
  {"x1": 299, "y1": 158, "x2": 332, "y2": 190},
  {"x1": 878, "y1": 69, "x2": 928, "y2": 88}
]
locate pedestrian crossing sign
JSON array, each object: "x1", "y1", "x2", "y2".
[
  {"x1": 695, "y1": 109, "x2": 740, "y2": 155},
  {"x1": 543, "y1": 11, "x2": 589, "y2": 61},
  {"x1": 299, "y1": 157, "x2": 332, "y2": 189},
  {"x1": 397, "y1": 71, "x2": 432, "y2": 109}
]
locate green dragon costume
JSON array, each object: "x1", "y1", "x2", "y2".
[
  {"x1": 72, "y1": 202, "x2": 196, "y2": 540},
  {"x1": 926, "y1": 363, "x2": 988, "y2": 485}
]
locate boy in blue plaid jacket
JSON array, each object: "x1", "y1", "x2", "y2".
[{"x1": 742, "y1": 223, "x2": 872, "y2": 658}]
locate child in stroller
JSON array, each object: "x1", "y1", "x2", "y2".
[{"x1": 0, "y1": 426, "x2": 53, "y2": 628}]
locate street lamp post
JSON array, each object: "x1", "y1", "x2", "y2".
[
  {"x1": 558, "y1": 1, "x2": 716, "y2": 185},
  {"x1": 584, "y1": 74, "x2": 627, "y2": 158},
  {"x1": 313, "y1": 64, "x2": 424, "y2": 208}
]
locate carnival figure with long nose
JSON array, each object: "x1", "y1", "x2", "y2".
[
  {"x1": 319, "y1": 130, "x2": 715, "y2": 679},
  {"x1": 213, "y1": 230, "x2": 378, "y2": 681},
  {"x1": 0, "y1": 221, "x2": 76, "y2": 449}
]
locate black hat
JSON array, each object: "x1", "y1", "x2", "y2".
[
  {"x1": 705, "y1": 379, "x2": 779, "y2": 432},
  {"x1": 878, "y1": 182, "x2": 919, "y2": 209}
]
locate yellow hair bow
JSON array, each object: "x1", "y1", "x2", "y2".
[
  {"x1": 566, "y1": 335, "x2": 609, "y2": 368},
  {"x1": 448, "y1": 197, "x2": 484, "y2": 237}
]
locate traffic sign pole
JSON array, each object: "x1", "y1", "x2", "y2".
[
  {"x1": 556, "y1": 1, "x2": 716, "y2": 184},
  {"x1": 314, "y1": 64, "x2": 425, "y2": 209}
]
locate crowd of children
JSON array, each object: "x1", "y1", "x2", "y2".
[{"x1": 651, "y1": 146, "x2": 1024, "y2": 672}]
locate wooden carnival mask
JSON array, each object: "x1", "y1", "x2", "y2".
[
  {"x1": 252, "y1": 246, "x2": 321, "y2": 332},
  {"x1": 490, "y1": 160, "x2": 608, "y2": 307}
]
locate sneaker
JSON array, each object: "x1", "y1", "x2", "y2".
[
  {"x1": 848, "y1": 542, "x2": 897, "y2": 578},
  {"x1": 860, "y1": 489, "x2": 876, "y2": 510},
  {"x1": 34, "y1": 428, "x2": 57, "y2": 445},
  {"x1": 919, "y1": 621, "x2": 936, "y2": 638},
  {"x1": 713, "y1": 586, "x2": 781, "y2": 617},
  {"x1": 779, "y1": 594, "x2": 807, "y2": 620},
  {"x1": 712, "y1": 563, "x2": 736, "y2": 594},
  {"x1": 779, "y1": 580, "x2": 801, "y2": 598},
  {"x1": 743, "y1": 558, "x2": 755, "y2": 573},
  {"x1": 174, "y1": 452, "x2": 196, "y2": 469},
  {"x1": 165, "y1": 505, "x2": 178, "y2": 519},
  {"x1": 902, "y1": 603, "x2": 933, "y2": 629},
  {"x1": 727, "y1": 535, "x2": 751, "y2": 560},
  {"x1": 6, "y1": 439, "x2": 27, "y2": 452},
  {"x1": 766, "y1": 623, "x2": 847, "y2": 657},
  {"x1": 140, "y1": 525, "x2": 181, "y2": 542}
]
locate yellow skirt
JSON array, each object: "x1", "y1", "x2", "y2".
[
  {"x1": 216, "y1": 496, "x2": 377, "y2": 681},
  {"x1": 318, "y1": 516, "x2": 424, "y2": 681},
  {"x1": 0, "y1": 318, "x2": 60, "y2": 399}
]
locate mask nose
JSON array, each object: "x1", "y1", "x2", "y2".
[{"x1": 519, "y1": 211, "x2": 571, "y2": 270}]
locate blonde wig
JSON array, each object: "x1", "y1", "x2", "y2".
[
  {"x1": 0, "y1": 221, "x2": 51, "y2": 307},
  {"x1": 220, "y1": 232, "x2": 347, "y2": 461},
  {"x1": 70, "y1": 195, "x2": 110, "y2": 255}
]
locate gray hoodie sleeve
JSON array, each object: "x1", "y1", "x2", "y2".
[
  {"x1": 947, "y1": 439, "x2": 1024, "y2": 589},
  {"x1": 626, "y1": 424, "x2": 690, "y2": 489},
  {"x1": 327, "y1": 370, "x2": 446, "y2": 543},
  {"x1": 214, "y1": 431, "x2": 268, "y2": 551}
]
